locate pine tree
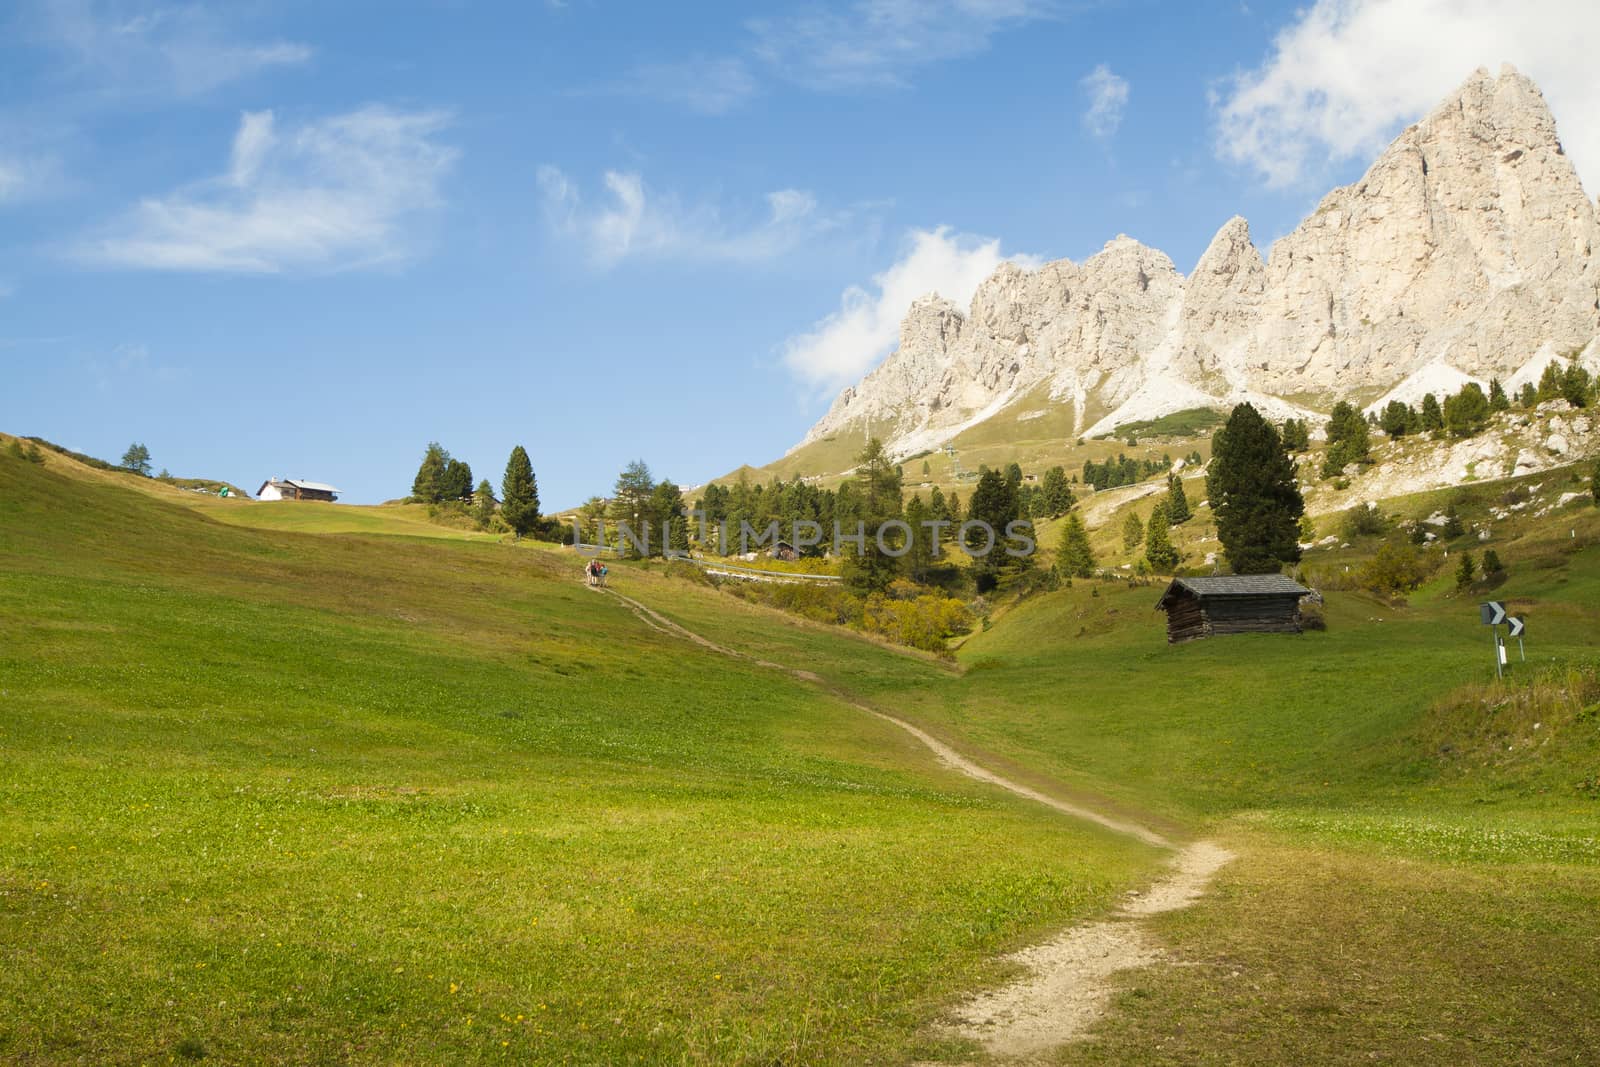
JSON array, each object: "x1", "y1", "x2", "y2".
[
  {"x1": 1517, "y1": 381, "x2": 1538, "y2": 409},
  {"x1": 1206, "y1": 402, "x2": 1305, "y2": 574},
  {"x1": 843, "y1": 438, "x2": 903, "y2": 594},
  {"x1": 1455, "y1": 552, "x2": 1476, "y2": 589},
  {"x1": 473, "y1": 479, "x2": 497, "y2": 530},
  {"x1": 1441, "y1": 504, "x2": 1465, "y2": 539},
  {"x1": 963, "y1": 466, "x2": 1018, "y2": 593},
  {"x1": 1380, "y1": 400, "x2": 1416, "y2": 438},
  {"x1": 1039, "y1": 465, "x2": 1075, "y2": 518},
  {"x1": 1165, "y1": 472, "x2": 1190, "y2": 524},
  {"x1": 120, "y1": 442, "x2": 152, "y2": 476},
  {"x1": 1122, "y1": 510, "x2": 1144, "y2": 551},
  {"x1": 1482, "y1": 549, "x2": 1503, "y2": 575},
  {"x1": 1056, "y1": 512, "x2": 1095, "y2": 578},
  {"x1": 442, "y1": 458, "x2": 474, "y2": 501},
  {"x1": 902, "y1": 494, "x2": 934, "y2": 582},
  {"x1": 1442, "y1": 382, "x2": 1491, "y2": 437},
  {"x1": 1322, "y1": 400, "x2": 1372, "y2": 476},
  {"x1": 1489, "y1": 378, "x2": 1510, "y2": 412},
  {"x1": 1537, "y1": 361, "x2": 1564, "y2": 403},
  {"x1": 1591, "y1": 459, "x2": 1600, "y2": 505},
  {"x1": 1280, "y1": 418, "x2": 1309, "y2": 452},
  {"x1": 1144, "y1": 503, "x2": 1179, "y2": 572},
  {"x1": 610, "y1": 460, "x2": 657, "y2": 557},
  {"x1": 1562, "y1": 363, "x2": 1593, "y2": 408},
  {"x1": 929, "y1": 485, "x2": 949, "y2": 522},
  {"x1": 411, "y1": 442, "x2": 450, "y2": 503},
  {"x1": 500, "y1": 446, "x2": 540, "y2": 537},
  {"x1": 649, "y1": 480, "x2": 689, "y2": 556},
  {"x1": 1420, "y1": 393, "x2": 1444, "y2": 431}
]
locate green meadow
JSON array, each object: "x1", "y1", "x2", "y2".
[{"x1": 4, "y1": 438, "x2": 1600, "y2": 1064}]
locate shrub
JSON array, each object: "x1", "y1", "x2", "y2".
[
  {"x1": 1356, "y1": 543, "x2": 1435, "y2": 598},
  {"x1": 1341, "y1": 502, "x2": 1387, "y2": 539},
  {"x1": 1299, "y1": 602, "x2": 1327, "y2": 631}
]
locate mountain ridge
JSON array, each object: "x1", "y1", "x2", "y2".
[{"x1": 790, "y1": 64, "x2": 1600, "y2": 467}]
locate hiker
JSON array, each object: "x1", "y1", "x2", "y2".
[
  {"x1": 584, "y1": 559, "x2": 597, "y2": 587},
  {"x1": 598, "y1": 562, "x2": 609, "y2": 587}
]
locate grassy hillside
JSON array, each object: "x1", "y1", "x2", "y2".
[
  {"x1": 0, "y1": 442, "x2": 1156, "y2": 1065},
  {"x1": 614, "y1": 500, "x2": 1600, "y2": 1064}
]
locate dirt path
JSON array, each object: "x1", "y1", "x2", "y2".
[{"x1": 598, "y1": 585, "x2": 1230, "y2": 1062}]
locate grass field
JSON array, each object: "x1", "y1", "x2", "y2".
[
  {"x1": 0, "y1": 442, "x2": 1156, "y2": 1064},
  {"x1": 4, "y1": 434, "x2": 1600, "y2": 1064}
]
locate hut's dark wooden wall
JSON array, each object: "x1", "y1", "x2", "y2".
[{"x1": 1163, "y1": 592, "x2": 1302, "y2": 643}]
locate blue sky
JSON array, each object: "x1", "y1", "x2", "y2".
[{"x1": 4, "y1": 1, "x2": 1598, "y2": 506}]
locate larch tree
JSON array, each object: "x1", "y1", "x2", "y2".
[
  {"x1": 1056, "y1": 512, "x2": 1095, "y2": 578},
  {"x1": 1144, "y1": 503, "x2": 1179, "y2": 572},
  {"x1": 1165, "y1": 472, "x2": 1190, "y2": 525},
  {"x1": 1122, "y1": 510, "x2": 1144, "y2": 551}
]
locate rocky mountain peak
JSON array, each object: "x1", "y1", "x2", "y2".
[{"x1": 792, "y1": 66, "x2": 1600, "y2": 466}]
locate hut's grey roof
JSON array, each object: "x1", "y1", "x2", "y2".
[{"x1": 1156, "y1": 574, "x2": 1309, "y2": 609}]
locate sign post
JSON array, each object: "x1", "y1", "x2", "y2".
[
  {"x1": 1507, "y1": 615, "x2": 1526, "y2": 662},
  {"x1": 1480, "y1": 601, "x2": 1507, "y2": 679}
]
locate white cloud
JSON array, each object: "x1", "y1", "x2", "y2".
[
  {"x1": 34, "y1": 0, "x2": 311, "y2": 96},
  {"x1": 0, "y1": 161, "x2": 24, "y2": 202},
  {"x1": 538, "y1": 166, "x2": 850, "y2": 268},
  {"x1": 781, "y1": 226, "x2": 1038, "y2": 395},
  {"x1": 1215, "y1": 0, "x2": 1600, "y2": 189},
  {"x1": 78, "y1": 107, "x2": 457, "y2": 273},
  {"x1": 748, "y1": 0, "x2": 1056, "y2": 91},
  {"x1": 1080, "y1": 64, "x2": 1129, "y2": 138},
  {"x1": 608, "y1": 57, "x2": 759, "y2": 115}
]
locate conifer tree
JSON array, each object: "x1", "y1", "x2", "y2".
[
  {"x1": 1537, "y1": 361, "x2": 1564, "y2": 402},
  {"x1": 1206, "y1": 402, "x2": 1304, "y2": 574},
  {"x1": 1122, "y1": 510, "x2": 1144, "y2": 551},
  {"x1": 1322, "y1": 400, "x2": 1372, "y2": 476},
  {"x1": 1518, "y1": 382, "x2": 1538, "y2": 409},
  {"x1": 1056, "y1": 512, "x2": 1095, "y2": 578},
  {"x1": 1144, "y1": 503, "x2": 1179, "y2": 572},
  {"x1": 1482, "y1": 549, "x2": 1503, "y2": 575},
  {"x1": 500, "y1": 446, "x2": 540, "y2": 537},
  {"x1": 1165, "y1": 472, "x2": 1190, "y2": 524},
  {"x1": 1562, "y1": 363, "x2": 1593, "y2": 408},
  {"x1": 1591, "y1": 459, "x2": 1600, "y2": 505},
  {"x1": 843, "y1": 438, "x2": 903, "y2": 594},
  {"x1": 412, "y1": 442, "x2": 450, "y2": 503},
  {"x1": 1039, "y1": 465, "x2": 1075, "y2": 517},
  {"x1": 1488, "y1": 378, "x2": 1510, "y2": 412},
  {"x1": 1443, "y1": 382, "x2": 1491, "y2": 437},
  {"x1": 1455, "y1": 551, "x2": 1476, "y2": 589},
  {"x1": 902, "y1": 494, "x2": 934, "y2": 582},
  {"x1": 473, "y1": 479, "x2": 497, "y2": 530},
  {"x1": 120, "y1": 442, "x2": 152, "y2": 477},
  {"x1": 929, "y1": 485, "x2": 949, "y2": 522},
  {"x1": 649, "y1": 480, "x2": 689, "y2": 556},
  {"x1": 610, "y1": 460, "x2": 657, "y2": 557},
  {"x1": 442, "y1": 457, "x2": 474, "y2": 501},
  {"x1": 1420, "y1": 393, "x2": 1444, "y2": 431}
]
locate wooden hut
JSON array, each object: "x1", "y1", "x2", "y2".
[{"x1": 1155, "y1": 574, "x2": 1310, "y2": 644}]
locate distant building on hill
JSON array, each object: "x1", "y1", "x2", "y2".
[
  {"x1": 258, "y1": 478, "x2": 340, "y2": 503},
  {"x1": 1155, "y1": 574, "x2": 1309, "y2": 643},
  {"x1": 769, "y1": 540, "x2": 799, "y2": 562}
]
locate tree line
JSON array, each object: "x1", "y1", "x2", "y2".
[{"x1": 410, "y1": 442, "x2": 546, "y2": 537}]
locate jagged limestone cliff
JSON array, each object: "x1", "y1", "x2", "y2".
[{"x1": 797, "y1": 65, "x2": 1600, "y2": 462}]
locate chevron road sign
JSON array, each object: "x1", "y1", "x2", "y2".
[
  {"x1": 1507, "y1": 616, "x2": 1525, "y2": 638},
  {"x1": 1480, "y1": 601, "x2": 1507, "y2": 626}
]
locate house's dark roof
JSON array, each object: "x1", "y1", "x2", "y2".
[{"x1": 1156, "y1": 574, "x2": 1309, "y2": 609}]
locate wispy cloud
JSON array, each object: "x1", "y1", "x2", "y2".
[
  {"x1": 1080, "y1": 64, "x2": 1129, "y2": 138},
  {"x1": 781, "y1": 226, "x2": 1039, "y2": 396},
  {"x1": 612, "y1": 0, "x2": 1057, "y2": 112},
  {"x1": 29, "y1": 0, "x2": 311, "y2": 97},
  {"x1": 1214, "y1": 0, "x2": 1600, "y2": 189},
  {"x1": 538, "y1": 166, "x2": 859, "y2": 268},
  {"x1": 600, "y1": 57, "x2": 759, "y2": 116},
  {"x1": 76, "y1": 107, "x2": 458, "y2": 273}
]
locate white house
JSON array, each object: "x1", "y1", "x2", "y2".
[{"x1": 258, "y1": 479, "x2": 341, "y2": 502}]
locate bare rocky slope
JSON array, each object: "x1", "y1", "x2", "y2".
[{"x1": 794, "y1": 65, "x2": 1600, "y2": 465}]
